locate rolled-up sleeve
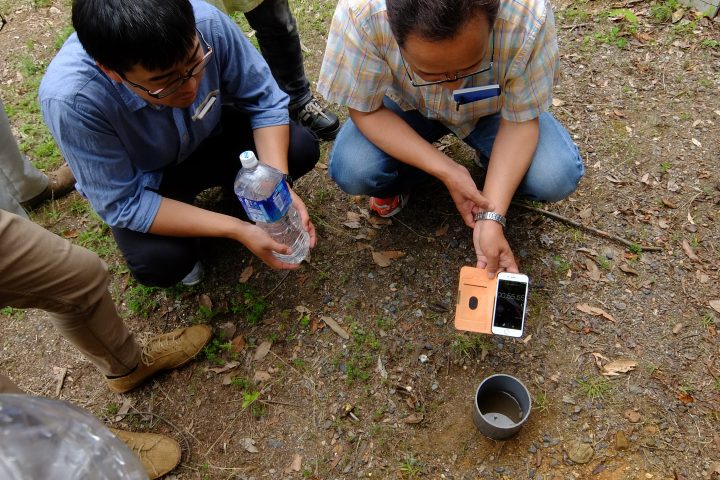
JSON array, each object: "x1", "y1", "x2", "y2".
[
  {"x1": 212, "y1": 11, "x2": 290, "y2": 128},
  {"x1": 41, "y1": 97, "x2": 162, "y2": 232},
  {"x1": 501, "y1": 7, "x2": 559, "y2": 122}
]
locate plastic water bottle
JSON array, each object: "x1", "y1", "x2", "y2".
[{"x1": 234, "y1": 151, "x2": 309, "y2": 264}]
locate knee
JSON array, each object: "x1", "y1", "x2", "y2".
[
  {"x1": 521, "y1": 147, "x2": 585, "y2": 202},
  {"x1": 328, "y1": 124, "x2": 390, "y2": 195},
  {"x1": 124, "y1": 241, "x2": 197, "y2": 288}
]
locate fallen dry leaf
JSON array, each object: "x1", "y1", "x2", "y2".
[
  {"x1": 661, "y1": 199, "x2": 678, "y2": 209},
  {"x1": 368, "y1": 216, "x2": 392, "y2": 228},
  {"x1": 199, "y1": 293, "x2": 212, "y2": 310},
  {"x1": 672, "y1": 323, "x2": 683, "y2": 334},
  {"x1": 114, "y1": 399, "x2": 133, "y2": 422},
  {"x1": 681, "y1": 240, "x2": 700, "y2": 261},
  {"x1": 552, "y1": 98, "x2": 565, "y2": 107},
  {"x1": 239, "y1": 265, "x2": 254, "y2": 283},
  {"x1": 601, "y1": 359, "x2": 637, "y2": 376},
  {"x1": 435, "y1": 223, "x2": 449, "y2": 237},
  {"x1": 285, "y1": 454, "x2": 302, "y2": 473},
  {"x1": 576, "y1": 303, "x2": 616, "y2": 322},
  {"x1": 253, "y1": 341, "x2": 272, "y2": 361},
  {"x1": 691, "y1": 138, "x2": 702, "y2": 148},
  {"x1": 709, "y1": 300, "x2": 720, "y2": 314},
  {"x1": 592, "y1": 352, "x2": 611, "y2": 369},
  {"x1": 231, "y1": 335, "x2": 246, "y2": 353},
  {"x1": 240, "y1": 438, "x2": 259, "y2": 453},
  {"x1": 402, "y1": 414, "x2": 424, "y2": 424},
  {"x1": 321, "y1": 316, "x2": 350, "y2": 339},
  {"x1": 253, "y1": 370, "x2": 271, "y2": 383},
  {"x1": 624, "y1": 409, "x2": 641, "y2": 423},
  {"x1": 585, "y1": 258, "x2": 602, "y2": 281},
  {"x1": 695, "y1": 270, "x2": 709, "y2": 283},
  {"x1": 310, "y1": 316, "x2": 322, "y2": 333},
  {"x1": 658, "y1": 219, "x2": 669, "y2": 229},
  {"x1": 377, "y1": 356, "x2": 388, "y2": 380},
  {"x1": 677, "y1": 391, "x2": 694, "y2": 404},
  {"x1": 618, "y1": 263, "x2": 639, "y2": 275},
  {"x1": 205, "y1": 361, "x2": 240, "y2": 374},
  {"x1": 371, "y1": 251, "x2": 391, "y2": 267}
]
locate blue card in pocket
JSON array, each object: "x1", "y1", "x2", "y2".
[{"x1": 453, "y1": 84, "x2": 501, "y2": 110}]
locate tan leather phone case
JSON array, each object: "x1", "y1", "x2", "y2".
[{"x1": 454, "y1": 266, "x2": 497, "y2": 334}]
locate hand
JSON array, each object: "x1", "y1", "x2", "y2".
[
  {"x1": 238, "y1": 223, "x2": 303, "y2": 270},
  {"x1": 289, "y1": 188, "x2": 317, "y2": 248},
  {"x1": 473, "y1": 220, "x2": 519, "y2": 278},
  {"x1": 443, "y1": 163, "x2": 495, "y2": 228}
]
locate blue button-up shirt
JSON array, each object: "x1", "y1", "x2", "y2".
[{"x1": 39, "y1": 0, "x2": 289, "y2": 232}]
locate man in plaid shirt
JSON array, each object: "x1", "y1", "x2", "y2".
[{"x1": 318, "y1": 0, "x2": 584, "y2": 277}]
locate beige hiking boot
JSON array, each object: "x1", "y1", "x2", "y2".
[
  {"x1": 22, "y1": 164, "x2": 76, "y2": 209},
  {"x1": 107, "y1": 324, "x2": 212, "y2": 393},
  {"x1": 109, "y1": 428, "x2": 181, "y2": 479}
]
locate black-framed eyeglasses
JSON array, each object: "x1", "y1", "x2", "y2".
[
  {"x1": 0, "y1": 14, "x2": 7, "y2": 33},
  {"x1": 401, "y1": 30, "x2": 495, "y2": 88},
  {"x1": 120, "y1": 28, "x2": 213, "y2": 99}
]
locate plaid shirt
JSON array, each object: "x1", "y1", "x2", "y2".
[{"x1": 318, "y1": 0, "x2": 560, "y2": 138}]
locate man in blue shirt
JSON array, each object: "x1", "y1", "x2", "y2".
[{"x1": 40, "y1": 0, "x2": 319, "y2": 287}]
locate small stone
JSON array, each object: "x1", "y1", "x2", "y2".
[
  {"x1": 431, "y1": 382, "x2": 439, "y2": 391},
  {"x1": 567, "y1": 441, "x2": 594, "y2": 464},
  {"x1": 449, "y1": 239, "x2": 459, "y2": 248},
  {"x1": 367, "y1": 273, "x2": 375, "y2": 279},
  {"x1": 419, "y1": 354, "x2": 429, "y2": 364},
  {"x1": 266, "y1": 439, "x2": 284, "y2": 449},
  {"x1": 528, "y1": 444, "x2": 537, "y2": 453},
  {"x1": 216, "y1": 321, "x2": 237, "y2": 340},
  {"x1": 615, "y1": 431, "x2": 630, "y2": 450}
]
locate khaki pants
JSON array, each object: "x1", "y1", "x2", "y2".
[{"x1": 0, "y1": 210, "x2": 140, "y2": 385}]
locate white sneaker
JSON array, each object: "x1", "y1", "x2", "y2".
[{"x1": 181, "y1": 261, "x2": 204, "y2": 286}]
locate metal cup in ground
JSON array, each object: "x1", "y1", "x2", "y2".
[{"x1": 472, "y1": 374, "x2": 531, "y2": 440}]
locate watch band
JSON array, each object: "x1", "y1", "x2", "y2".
[
  {"x1": 282, "y1": 173, "x2": 294, "y2": 188},
  {"x1": 474, "y1": 211, "x2": 506, "y2": 228}
]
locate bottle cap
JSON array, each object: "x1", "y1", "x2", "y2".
[{"x1": 239, "y1": 150, "x2": 258, "y2": 169}]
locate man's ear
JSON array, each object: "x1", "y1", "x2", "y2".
[{"x1": 96, "y1": 62, "x2": 122, "y2": 83}]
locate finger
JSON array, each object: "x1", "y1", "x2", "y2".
[
  {"x1": 462, "y1": 210, "x2": 476, "y2": 228},
  {"x1": 470, "y1": 190, "x2": 495, "y2": 212},
  {"x1": 307, "y1": 222, "x2": 317, "y2": 248},
  {"x1": 484, "y1": 254, "x2": 499, "y2": 279}
]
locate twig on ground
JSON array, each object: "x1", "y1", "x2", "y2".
[
  {"x1": 260, "y1": 398, "x2": 302, "y2": 408},
  {"x1": 511, "y1": 201, "x2": 662, "y2": 252},
  {"x1": 393, "y1": 216, "x2": 433, "y2": 240},
  {"x1": 262, "y1": 270, "x2": 290, "y2": 299}
]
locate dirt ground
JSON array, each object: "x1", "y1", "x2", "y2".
[{"x1": 1, "y1": 0, "x2": 719, "y2": 479}]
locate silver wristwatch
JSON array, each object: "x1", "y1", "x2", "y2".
[{"x1": 474, "y1": 211, "x2": 506, "y2": 228}]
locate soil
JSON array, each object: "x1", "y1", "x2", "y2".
[{"x1": 1, "y1": 1, "x2": 719, "y2": 479}]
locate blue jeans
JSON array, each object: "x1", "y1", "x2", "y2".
[{"x1": 328, "y1": 98, "x2": 584, "y2": 202}]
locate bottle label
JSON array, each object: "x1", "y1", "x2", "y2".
[{"x1": 239, "y1": 180, "x2": 292, "y2": 223}]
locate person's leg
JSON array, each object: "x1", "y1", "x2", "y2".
[
  {"x1": 244, "y1": 0, "x2": 340, "y2": 140},
  {"x1": 0, "y1": 210, "x2": 140, "y2": 377},
  {"x1": 244, "y1": 0, "x2": 310, "y2": 109},
  {"x1": 464, "y1": 112, "x2": 584, "y2": 201},
  {"x1": 0, "y1": 98, "x2": 47, "y2": 217},
  {"x1": 112, "y1": 106, "x2": 318, "y2": 287},
  {"x1": 329, "y1": 97, "x2": 450, "y2": 198}
]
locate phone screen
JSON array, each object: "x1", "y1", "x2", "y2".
[{"x1": 493, "y1": 279, "x2": 528, "y2": 330}]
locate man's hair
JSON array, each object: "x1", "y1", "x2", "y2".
[
  {"x1": 72, "y1": 0, "x2": 196, "y2": 74},
  {"x1": 386, "y1": 0, "x2": 500, "y2": 48}
]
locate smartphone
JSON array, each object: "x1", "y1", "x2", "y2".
[{"x1": 491, "y1": 272, "x2": 529, "y2": 337}]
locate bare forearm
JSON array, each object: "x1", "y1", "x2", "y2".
[
  {"x1": 483, "y1": 118, "x2": 539, "y2": 215},
  {"x1": 350, "y1": 107, "x2": 458, "y2": 182},
  {"x1": 148, "y1": 198, "x2": 249, "y2": 241},
  {"x1": 253, "y1": 124, "x2": 290, "y2": 174}
]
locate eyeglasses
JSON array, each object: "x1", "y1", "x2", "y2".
[
  {"x1": 401, "y1": 30, "x2": 495, "y2": 88},
  {"x1": 0, "y1": 14, "x2": 7, "y2": 33},
  {"x1": 120, "y1": 28, "x2": 213, "y2": 99}
]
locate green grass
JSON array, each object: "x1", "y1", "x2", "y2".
[
  {"x1": 203, "y1": 337, "x2": 233, "y2": 365},
  {"x1": 450, "y1": 333, "x2": 493, "y2": 359},
  {"x1": 553, "y1": 255, "x2": 572, "y2": 274},
  {"x1": 104, "y1": 402, "x2": 120, "y2": 416},
  {"x1": 230, "y1": 377, "x2": 252, "y2": 389},
  {"x1": 701, "y1": 39, "x2": 719, "y2": 49},
  {"x1": 597, "y1": 256, "x2": 612, "y2": 270},
  {"x1": 651, "y1": 0, "x2": 679, "y2": 22},
  {"x1": 578, "y1": 376, "x2": 612, "y2": 400},
  {"x1": 659, "y1": 162, "x2": 672, "y2": 173},
  {"x1": 230, "y1": 283, "x2": 267, "y2": 325},
  {"x1": 125, "y1": 284, "x2": 161, "y2": 318},
  {"x1": 0, "y1": 306, "x2": 25, "y2": 320},
  {"x1": 534, "y1": 391, "x2": 550, "y2": 414},
  {"x1": 701, "y1": 314, "x2": 715, "y2": 328},
  {"x1": 399, "y1": 453, "x2": 424, "y2": 478}
]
